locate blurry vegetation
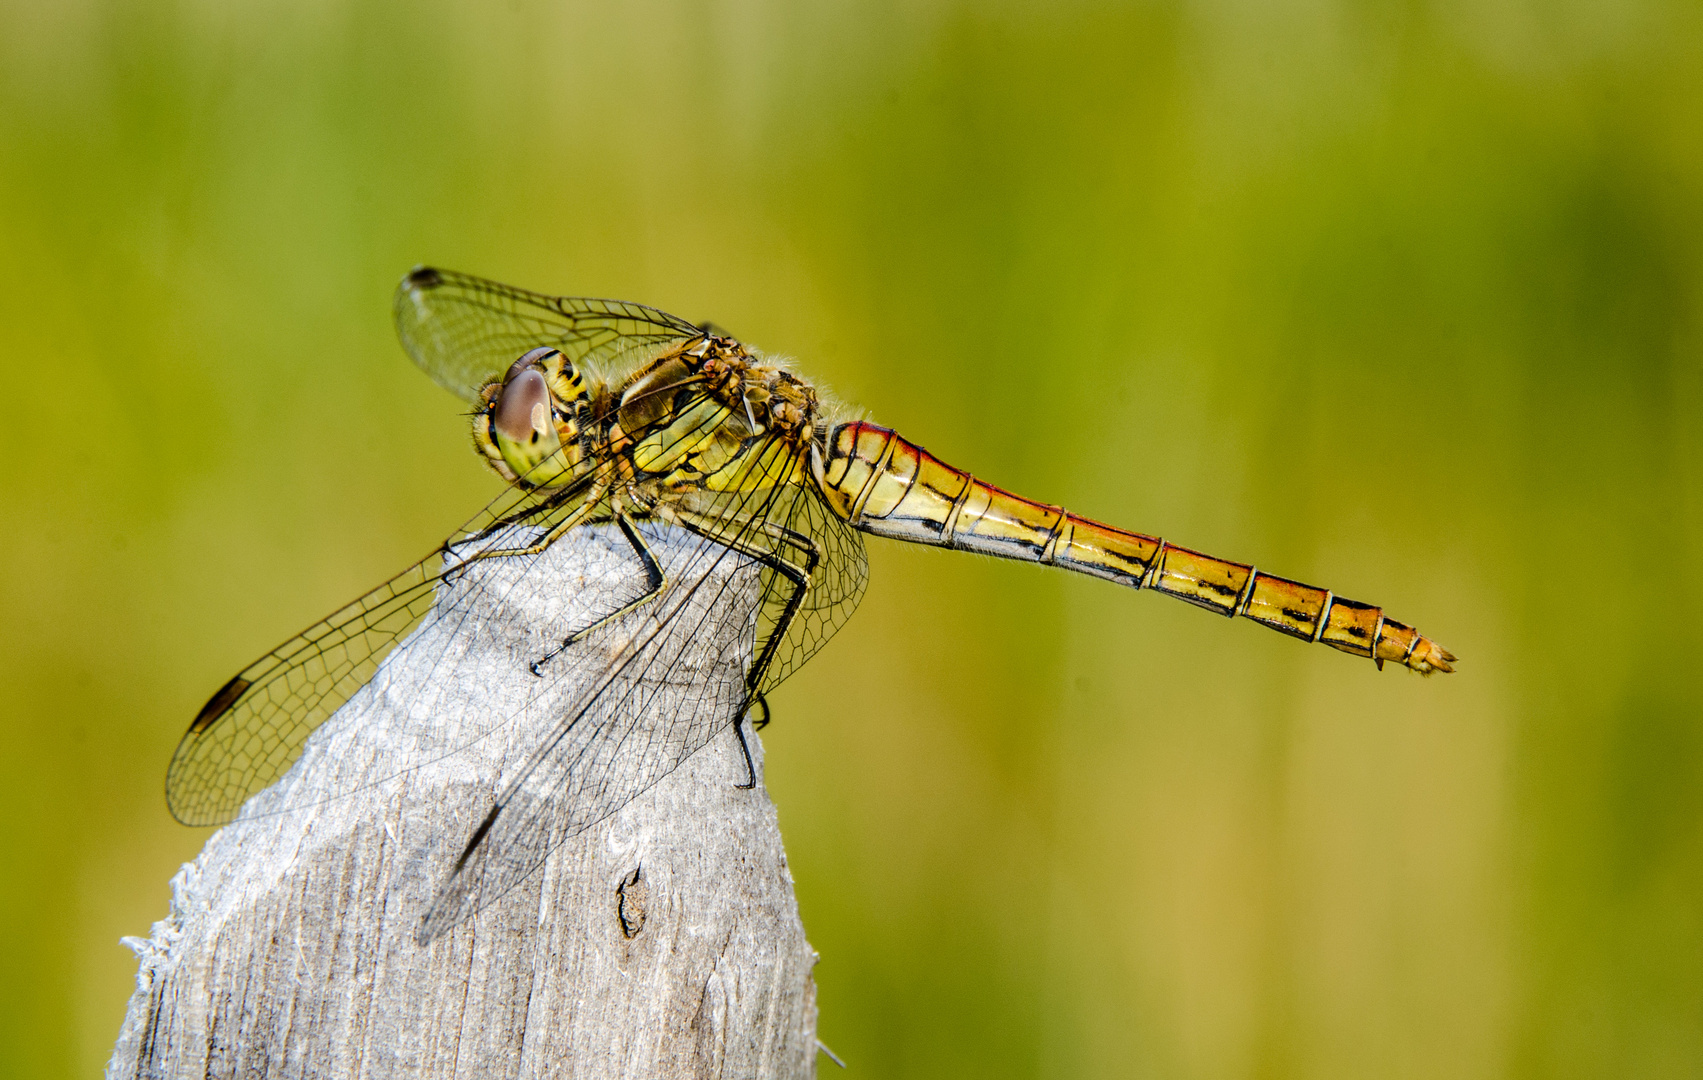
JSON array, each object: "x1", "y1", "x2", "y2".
[{"x1": 1, "y1": 0, "x2": 1700, "y2": 1076}]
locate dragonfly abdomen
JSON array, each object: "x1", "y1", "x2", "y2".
[{"x1": 816, "y1": 421, "x2": 1454, "y2": 674}]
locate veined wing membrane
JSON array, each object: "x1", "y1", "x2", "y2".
[
  {"x1": 697, "y1": 479, "x2": 870, "y2": 694},
  {"x1": 395, "y1": 267, "x2": 702, "y2": 401},
  {"x1": 167, "y1": 371, "x2": 745, "y2": 828},
  {"x1": 165, "y1": 470, "x2": 603, "y2": 827},
  {"x1": 418, "y1": 442, "x2": 868, "y2": 940}
]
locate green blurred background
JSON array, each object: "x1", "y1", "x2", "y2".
[{"x1": 2, "y1": 0, "x2": 1700, "y2": 1076}]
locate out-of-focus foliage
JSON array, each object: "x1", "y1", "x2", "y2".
[{"x1": 2, "y1": 0, "x2": 1699, "y2": 1076}]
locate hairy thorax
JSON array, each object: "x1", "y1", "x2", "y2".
[{"x1": 472, "y1": 336, "x2": 824, "y2": 508}]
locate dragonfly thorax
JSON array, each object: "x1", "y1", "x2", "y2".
[
  {"x1": 591, "y1": 336, "x2": 824, "y2": 500},
  {"x1": 617, "y1": 337, "x2": 820, "y2": 443}
]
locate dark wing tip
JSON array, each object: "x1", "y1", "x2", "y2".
[
  {"x1": 404, "y1": 265, "x2": 444, "y2": 290},
  {"x1": 189, "y1": 676, "x2": 251, "y2": 735}
]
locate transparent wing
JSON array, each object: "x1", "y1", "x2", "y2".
[
  {"x1": 164, "y1": 471, "x2": 602, "y2": 826},
  {"x1": 417, "y1": 442, "x2": 867, "y2": 940},
  {"x1": 164, "y1": 373, "x2": 749, "y2": 829},
  {"x1": 394, "y1": 267, "x2": 703, "y2": 401},
  {"x1": 751, "y1": 479, "x2": 870, "y2": 692}
]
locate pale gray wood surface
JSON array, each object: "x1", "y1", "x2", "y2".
[{"x1": 110, "y1": 525, "x2": 821, "y2": 1080}]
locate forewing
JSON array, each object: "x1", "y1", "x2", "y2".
[
  {"x1": 167, "y1": 376, "x2": 733, "y2": 830},
  {"x1": 394, "y1": 267, "x2": 702, "y2": 401},
  {"x1": 166, "y1": 475, "x2": 596, "y2": 826}
]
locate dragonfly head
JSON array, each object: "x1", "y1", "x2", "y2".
[{"x1": 475, "y1": 347, "x2": 588, "y2": 487}]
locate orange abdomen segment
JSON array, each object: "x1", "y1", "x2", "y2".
[{"x1": 815, "y1": 421, "x2": 1454, "y2": 674}]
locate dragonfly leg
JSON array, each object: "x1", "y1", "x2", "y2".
[
  {"x1": 673, "y1": 510, "x2": 821, "y2": 701},
  {"x1": 447, "y1": 483, "x2": 607, "y2": 579},
  {"x1": 747, "y1": 691, "x2": 772, "y2": 731},
  {"x1": 733, "y1": 712, "x2": 759, "y2": 790},
  {"x1": 745, "y1": 526, "x2": 820, "y2": 697},
  {"x1": 730, "y1": 693, "x2": 774, "y2": 788},
  {"x1": 674, "y1": 507, "x2": 819, "y2": 791},
  {"x1": 563, "y1": 514, "x2": 667, "y2": 644},
  {"x1": 530, "y1": 513, "x2": 669, "y2": 675}
]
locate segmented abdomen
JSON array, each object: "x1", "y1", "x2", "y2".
[{"x1": 814, "y1": 421, "x2": 1454, "y2": 674}]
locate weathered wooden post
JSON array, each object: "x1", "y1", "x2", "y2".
[{"x1": 109, "y1": 527, "x2": 821, "y2": 1079}]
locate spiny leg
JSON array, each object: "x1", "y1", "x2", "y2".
[
  {"x1": 530, "y1": 512, "x2": 669, "y2": 676},
  {"x1": 447, "y1": 482, "x2": 607, "y2": 582},
  {"x1": 747, "y1": 691, "x2": 772, "y2": 731},
  {"x1": 733, "y1": 712, "x2": 759, "y2": 790},
  {"x1": 754, "y1": 523, "x2": 821, "y2": 694},
  {"x1": 675, "y1": 510, "x2": 820, "y2": 792},
  {"x1": 675, "y1": 509, "x2": 821, "y2": 699},
  {"x1": 730, "y1": 693, "x2": 771, "y2": 790},
  {"x1": 566, "y1": 514, "x2": 667, "y2": 643}
]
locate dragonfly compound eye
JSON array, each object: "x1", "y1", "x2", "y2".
[
  {"x1": 494, "y1": 369, "x2": 555, "y2": 444},
  {"x1": 505, "y1": 346, "x2": 560, "y2": 382},
  {"x1": 507, "y1": 346, "x2": 587, "y2": 413},
  {"x1": 484, "y1": 366, "x2": 581, "y2": 487}
]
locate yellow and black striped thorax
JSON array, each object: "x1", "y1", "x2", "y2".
[{"x1": 611, "y1": 335, "x2": 821, "y2": 492}]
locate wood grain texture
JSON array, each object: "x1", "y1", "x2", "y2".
[{"x1": 109, "y1": 525, "x2": 820, "y2": 1080}]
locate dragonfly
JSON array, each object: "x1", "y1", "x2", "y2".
[{"x1": 167, "y1": 267, "x2": 1456, "y2": 942}]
